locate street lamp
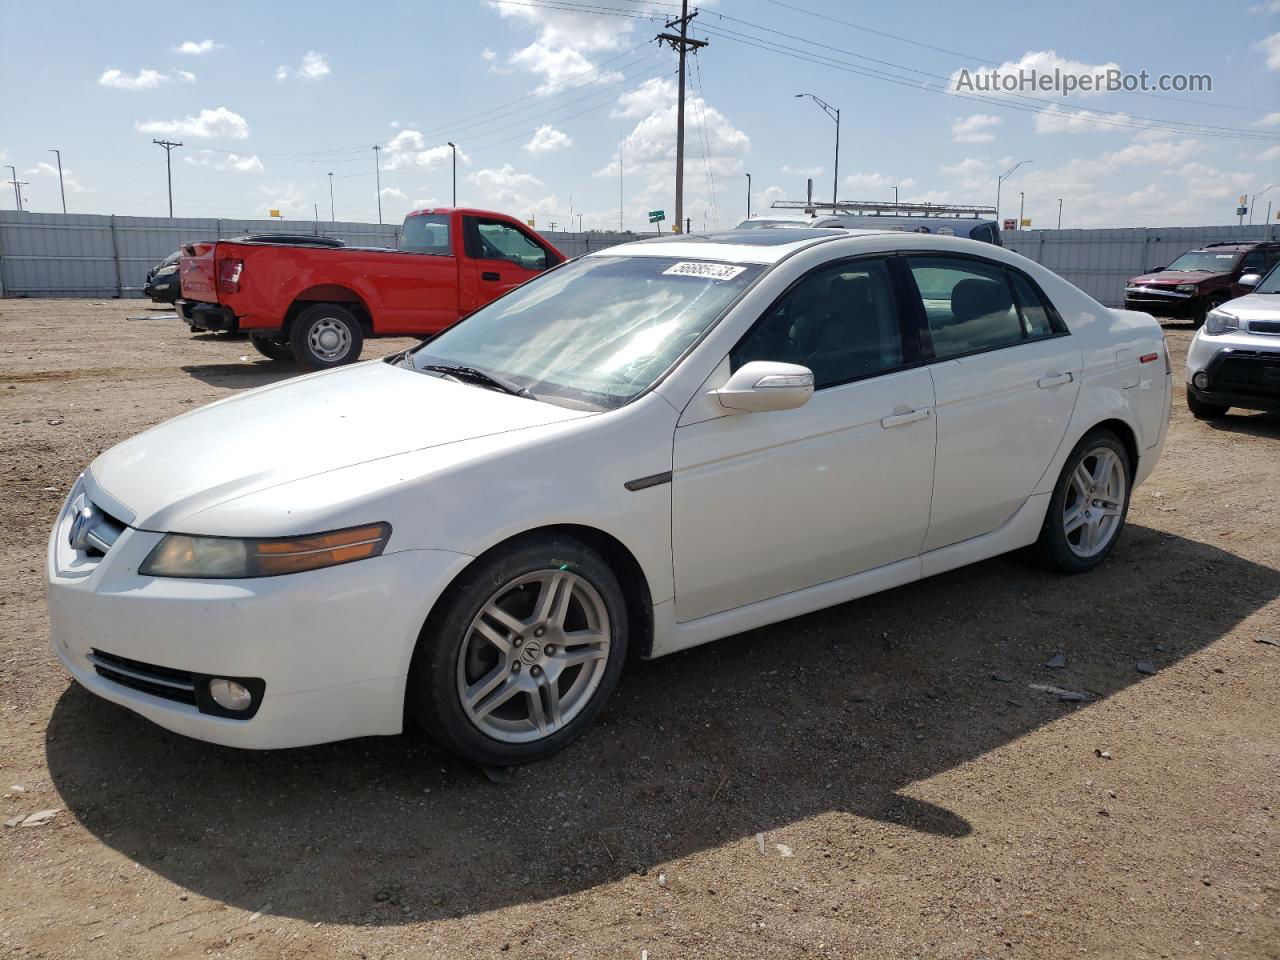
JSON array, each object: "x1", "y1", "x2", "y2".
[
  {"x1": 1248, "y1": 184, "x2": 1274, "y2": 225},
  {"x1": 48, "y1": 149, "x2": 66, "y2": 214},
  {"x1": 328, "y1": 172, "x2": 335, "y2": 222},
  {"x1": 746, "y1": 172, "x2": 752, "y2": 218},
  {"x1": 795, "y1": 93, "x2": 840, "y2": 214},
  {"x1": 447, "y1": 142, "x2": 457, "y2": 206},
  {"x1": 996, "y1": 160, "x2": 1032, "y2": 224},
  {"x1": 1019, "y1": 191, "x2": 1025, "y2": 231},
  {"x1": 1057, "y1": 197, "x2": 1063, "y2": 229}
]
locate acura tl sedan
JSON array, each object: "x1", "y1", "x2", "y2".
[{"x1": 48, "y1": 229, "x2": 1171, "y2": 767}]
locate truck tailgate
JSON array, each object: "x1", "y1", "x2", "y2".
[{"x1": 180, "y1": 241, "x2": 218, "y2": 302}]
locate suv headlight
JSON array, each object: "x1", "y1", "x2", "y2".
[
  {"x1": 1175, "y1": 284, "x2": 1198, "y2": 294},
  {"x1": 1203, "y1": 309, "x2": 1241, "y2": 336},
  {"x1": 155, "y1": 264, "x2": 179, "y2": 276},
  {"x1": 140, "y1": 522, "x2": 391, "y2": 578}
]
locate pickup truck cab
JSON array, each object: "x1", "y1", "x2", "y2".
[{"x1": 178, "y1": 208, "x2": 565, "y2": 369}]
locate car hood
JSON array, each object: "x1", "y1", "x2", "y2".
[
  {"x1": 1219, "y1": 292, "x2": 1280, "y2": 321},
  {"x1": 89, "y1": 360, "x2": 591, "y2": 530},
  {"x1": 1127, "y1": 270, "x2": 1222, "y2": 286}
]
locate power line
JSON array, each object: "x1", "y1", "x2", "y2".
[{"x1": 691, "y1": 49, "x2": 720, "y2": 230}]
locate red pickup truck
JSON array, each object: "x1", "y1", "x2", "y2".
[{"x1": 178, "y1": 207, "x2": 565, "y2": 370}]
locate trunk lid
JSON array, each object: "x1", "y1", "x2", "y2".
[{"x1": 180, "y1": 240, "x2": 219, "y2": 303}]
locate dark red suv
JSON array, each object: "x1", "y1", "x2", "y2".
[{"x1": 1124, "y1": 240, "x2": 1280, "y2": 326}]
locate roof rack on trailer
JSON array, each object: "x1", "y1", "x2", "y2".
[{"x1": 770, "y1": 199, "x2": 998, "y2": 219}]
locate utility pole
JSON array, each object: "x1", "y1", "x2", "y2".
[
  {"x1": 152, "y1": 139, "x2": 182, "y2": 217},
  {"x1": 619, "y1": 140, "x2": 624, "y2": 232},
  {"x1": 657, "y1": 1, "x2": 708, "y2": 235},
  {"x1": 996, "y1": 160, "x2": 1031, "y2": 223},
  {"x1": 5, "y1": 165, "x2": 19, "y2": 210},
  {"x1": 893, "y1": 185, "x2": 898, "y2": 205},
  {"x1": 795, "y1": 93, "x2": 840, "y2": 213},
  {"x1": 447, "y1": 142, "x2": 457, "y2": 206},
  {"x1": 373, "y1": 145, "x2": 382, "y2": 224},
  {"x1": 745, "y1": 172, "x2": 751, "y2": 218},
  {"x1": 1018, "y1": 191, "x2": 1025, "y2": 230},
  {"x1": 1057, "y1": 197, "x2": 1063, "y2": 230},
  {"x1": 49, "y1": 149, "x2": 67, "y2": 214},
  {"x1": 328, "y1": 172, "x2": 335, "y2": 221}
]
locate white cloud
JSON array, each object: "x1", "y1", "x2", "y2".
[
  {"x1": 413, "y1": 196, "x2": 440, "y2": 208},
  {"x1": 941, "y1": 157, "x2": 988, "y2": 178},
  {"x1": 182, "y1": 150, "x2": 263, "y2": 172},
  {"x1": 950, "y1": 50, "x2": 1122, "y2": 99},
  {"x1": 1258, "y1": 32, "x2": 1280, "y2": 70},
  {"x1": 380, "y1": 187, "x2": 407, "y2": 200},
  {"x1": 174, "y1": 39, "x2": 220, "y2": 55},
  {"x1": 389, "y1": 120, "x2": 401, "y2": 129},
  {"x1": 135, "y1": 106, "x2": 250, "y2": 139},
  {"x1": 781, "y1": 164, "x2": 822, "y2": 177},
  {"x1": 97, "y1": 67, "x2": 195, "y2": 90},
  {"x1": 1249, "y1": 0, "x2": 1280, "y2": 11},
  {"x1": 952, "y1": 113, "x2": 1001, "y2": 143},
  {"x1": 1253, "y1": 111, "x2": 1280, "y2": 127},
  {"x1": 524, "y1": 124, "x2": 573, "y2": 154},
  {"x1": 843, "y1": 171, "x2": 916, "y2": 196},
  {"x1": 257, "y1": 183, "x2": 309, "y2": 217},
  {"x1": 276, "y1": 51, "x2": 330, "y2": 82},
  {"x1": 1255, "y1": 144, "x2": 1280, "y2": 162},
  {"x1": 1035, "y1": 104, "x2": 1132, "y2": 134},
  {"x1": 382, "y1": 130, "x2": 469, "y2": 171},
  {"x1": 490, "y1": 0, "x2": 631, "y2": 93},
  {"x1": 26, "y1": 161, "x2": 88, "y2": 192}
]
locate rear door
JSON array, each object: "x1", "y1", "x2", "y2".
[
  {"x1": 903, "y1": 254, "x2": 1082, "y2": 552},
  {"x1": 461, "y1": 216, "x2": 554, "y2": 308}
]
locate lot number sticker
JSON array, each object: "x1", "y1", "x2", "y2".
[{"x1": 663, "y1": 261, "x2": 746, "y2": 281}]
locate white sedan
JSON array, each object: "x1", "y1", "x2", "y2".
[{"x1": 47, "y1": 229, "x2": 1171, "y2": 766}]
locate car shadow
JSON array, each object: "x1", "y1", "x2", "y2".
[
  {"x1": 180, "y1": 362, "x2": 299, "y2": 390},
  {"x1": 45, "y1": 525, "x2": 1280, "y2": 925},
  {"x1": 1204, "y1": 411, "x2": 1280, "y2": 439}
]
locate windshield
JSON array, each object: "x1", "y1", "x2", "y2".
[
  {"x1": 410, "y1": 255, "x2": 764, "y2": 410},
  {"x1": 399, "y1": 214, "x2": 452, "y2": 255},
  {"x1": 1164, "y1": 251, "x2": 1241, "y2": 273},
  {"x1": 1255, "y1": 264, "x2": 1280, "y2": 294}
]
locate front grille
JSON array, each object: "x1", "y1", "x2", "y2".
[
  {"x1": 1214, "y1": 352, "x2": 1280, "y2": 397},
  {"x1": 1249, "y1": 320, "x2": 1280, "y2": 335},
  {"x1": 89, "y1": 649, "x2": 197, "y2": 706}
]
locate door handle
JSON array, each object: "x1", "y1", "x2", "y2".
[
  {"x1": 1037, "y1": 372, "x2": 1074, "y2": 389},
  {"x1": 481, "y1": 271, "x2": 501, "y2": 281},
  {"x1": 881, "y1": 407, "x2": 932, "y2": 429}
]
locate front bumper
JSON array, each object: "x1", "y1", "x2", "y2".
[
  {"x1": 1186, "y1": 332, "x2": 1280, "y2": 412},
  {"x1": 1124, "y1": 292, "x2": 1201, "y2": 320},
  {"x1": 47, "y1": 476, "x2": 472, "y2": 749}
]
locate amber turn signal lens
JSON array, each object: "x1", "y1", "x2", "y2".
[
  {"x1": 253, "y1": 524, "x2": 391, "y2": 576},
  {"x1": 140, "y1": 523, "x2": 392, "y2": 579}
]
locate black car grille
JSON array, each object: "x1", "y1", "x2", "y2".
[
  {"x1": 1249, "y1": 320, "x2": 1280, "y2": 335},
  {"x1": 89, "y1": 649, "x2": 197, "y2": 706},
  {"x1": 1214, "y1": 352, "x2": 1280, "y2": 396}
]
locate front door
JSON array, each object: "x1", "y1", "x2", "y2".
[
  {"x1": 462, "y1": 216, "x2": 552, "y2": 310},
  {"x1": 671, "y1": 256, "x2": 937, "y2": 623}
]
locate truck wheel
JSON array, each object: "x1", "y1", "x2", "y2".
[
  {"x1": 249, "y1": 335, "x2": 294, "y2": 363},
  {"x1": 289, "y1": 303, "x2": 364, "y2": 371}
]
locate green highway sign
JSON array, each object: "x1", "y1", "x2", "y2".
[{"x1": 648, "y1": 209, "x2": 665, "y2": 222}]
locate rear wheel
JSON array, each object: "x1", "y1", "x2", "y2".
[
  {"x1": 1034, "y1": 429, "x2": 1132, "y2": 574},
  {"x1": 1186, "y1": 392, "x2": 1229, "y2": 420},
  {"x1": 249, "y1": 335, "x2": 293, "y2": 362},
  {"x1": 289, "y1": 303, "x2": 364, "y2": 371},
  {"x1": 408, "y1": 535, "x2": 628, "y2": 767}
]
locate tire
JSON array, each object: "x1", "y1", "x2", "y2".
[
  {"x1": 1195, "y1": 294, "x2": 1227, "y2": 329},
  {"x1": 407, "y1": 535, "x2": 628, "y2": 767},
  {"x1": 249, "y1": 335, "x2": 294, "y2": 363},
  {"x1": 1186, "y1": 392, "x2": 1229, "y2": 420},
  {"x1": 289, "y1": 303, "x2": 364, "y2": 371},
  {"x1": 1033, "y1": 428, "x2": 1132, "y2": 574}
]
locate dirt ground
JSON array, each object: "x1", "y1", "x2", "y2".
[{"x1": 1, "y1": 298, "x2": 1277, "y2": 960}]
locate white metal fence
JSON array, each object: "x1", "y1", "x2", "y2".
[
  {"x1": 0, "y1": 211, "x2": 649, "y2": 299},
  {"x1": 3, "y1": 211, "x2": 1275, "y2": 306},
  {"x1": 1003, "y1": 223, "x2": 1278, "y2": 307}
]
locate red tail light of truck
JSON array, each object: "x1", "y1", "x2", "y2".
[{"x1": 217, "y1": 258, "x2": 244, "y2": 294}]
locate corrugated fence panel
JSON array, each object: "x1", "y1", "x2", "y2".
[
  {"x1": 1005, "y1": 223, "x2": 1278, "y2": 307},
  {"x1": 0, "y1": 211, "x2": 653, "y2": 298}
]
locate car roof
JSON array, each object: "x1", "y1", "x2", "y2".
[
  {"x1": 1193, "y1": 242, "x2": 1271, "y2": 252},
  {"x1": 597, "y1": 228, "x2": 891, "y2": 264}
]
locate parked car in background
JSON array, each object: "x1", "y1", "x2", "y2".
[
  {"x1": 1185, "y1": 264, "x2": 1280, "y2": 418},
  {"x1": 736, "y1": 201, "x2": 1003, "y2": 245},
  {"x1": 49, "y1": 228, "x2": 1169, "y2": 767},
  {"x1": 177, "y1": 208, "x2": 564, "y2": 370},
  {"x1": 142, "y1": 251, "x2": 182, "y2": 303},
  {"x1": 1123, "y1": 240, "x2": 1280, "y2": 326}
]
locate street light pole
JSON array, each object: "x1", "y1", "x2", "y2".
[
  {"x1": 893, "y1": 185, "x2": 899, "y2": 206},
  {"x1": 796, "y1": 93, "x2": 840, "y2": 213},
  {"x1": 1249, "y1": 185, "x2": 1274, "y2": 226},
  {"x1": 996, "y1": 159, "x2": 1032, "y2": 224},
  {"x1": 746, "y1": 172, "x2": 751, "y2": 218},
  {"x1": 1018, "y1": 191, "x2": 1025, "y2": 230},
  {"x1": 49, "y1": 149, "x2": 66, "y2": 214},
  {"x1": 1057, "y1": 197, "x2": 1063, "y2": 230},
  {"x1": 447, "y1": 142, "x2": 457, "y2": 206},
  {"x1": 5, "y1": 165, "x2": 19, "y2": 210},
  {"x1": 328, "y1": 172, "x2": 335, "y2": 222}
]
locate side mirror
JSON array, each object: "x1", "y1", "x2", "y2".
[
  {"x1": 713, "y1": 361, "x2": 814, "y2": 414},
  {"x1": 1239, "y1": 273, "x2": 1262, "y2": 288},
  {"x1": 1148, "y1": 266, "x2": 1165, "y2": 272}
]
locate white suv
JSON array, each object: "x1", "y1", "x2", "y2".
[{"x1": 1186, "y1": 265, "x2": 1280, "y2": 419}]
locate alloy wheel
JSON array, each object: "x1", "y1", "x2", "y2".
[{"x1": 1063, "y1": 446, "x2": 1126, "y2": 558}]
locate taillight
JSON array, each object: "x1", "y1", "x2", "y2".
[{"x1": 217, "y1": 258, "x2": 244, "y2": 294}]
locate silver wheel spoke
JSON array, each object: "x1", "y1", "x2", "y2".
[
  {"x1": 526, "y1": 687, "x2": 550, "y2": 735},
  {"x1": 473, "y1": 618, "x2": 514, "y2": 654},
  {"x1": 465, "y1": 664, "x2": 509, "y2": 710},
  {"x1": 1073, "y1": 462, "x2": 1093, "y2": 496},
  {"x1": 481, "y1": 602, "x2": 525, "y2": 638},
  {"x1": 539, "y1": 675, "x2": 563, "y2": 731},
  {"x1": 471, "y1": 677, "x2": 520, "y2": 720},
  {"x1": 1091, "y1": 451, "x2": 1115, "y2": 487},
  {"x1": 533, "y1": 572, "x2": 573, "y2": 627},
  {"x1": 1064, "y1": 506, "x2": 1087, "y2": 534},
  {"x1": 554, "y1": 636, "x2": 610, "y2": 669}
]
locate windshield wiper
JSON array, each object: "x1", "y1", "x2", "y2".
[{"x1": 418, "y1": 362, "x2": 537, "y2": 400}]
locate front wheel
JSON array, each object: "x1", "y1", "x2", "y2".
[
  {"x1": 289, "y1": 303, "x2": 364, "y2": 371},
  {"x1": 1186, "y1": 392, "x2": 1229, "y2": 420},
  {"x1": 1034, "y1": 429, "x2": 1132, "y2": 574},
  {"x1": 407, "y1": 536, "x2": 628, "y2": 767}
]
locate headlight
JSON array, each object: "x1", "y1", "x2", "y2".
[
  {"x1": 155, "y1": 265, "x2": 179, "y2": 276},
  {"x1": 1203, "y1": 309, "x2": 1241, "y2": 336},
  {"x1": 140, "y1": 522, "x2": 391, "y2": 578},
  {"x1": 1175, "y1": 284, "x2": 1197, "y2": 294},
  {"x1": 1124, "y1": 285, "x2": 1140, "y2": 293}
]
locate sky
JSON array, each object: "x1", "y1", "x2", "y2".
[{"x1": 2, "y1": 0, "x2": 1278, "y2": 232}]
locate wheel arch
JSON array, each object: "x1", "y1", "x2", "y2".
[
  {"x1": 284, "y1": 285, "x2": 374, "y2": 335},
  {"x1": 1091, "y1": 417, "x2": 1140, "y2": 477}
]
